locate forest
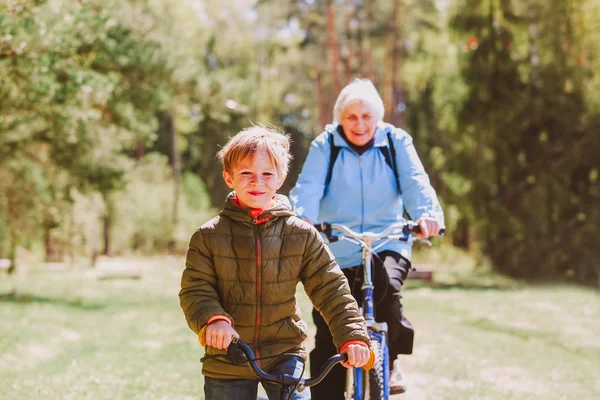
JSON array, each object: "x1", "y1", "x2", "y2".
[{"x1": 1, "y1": 0, "x2": 598, "y2": 285}]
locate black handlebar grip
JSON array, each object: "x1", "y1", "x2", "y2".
[
  {"x1": 411, "y1": 225, "x2": 445, "y2": 236},
  {"x1": 314, "y1": 222, "x2": 338, "y2": 242},
  {"x1": 313, "y1": 222, "x2": 331, "y2": 233},
  {"x1": 226, "y1": 338, "x2": 249, "y2": 364}
]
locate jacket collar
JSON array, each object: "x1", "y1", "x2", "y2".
[{"x1": 220, "y1": 192, "x2": 294, "y2": 225}]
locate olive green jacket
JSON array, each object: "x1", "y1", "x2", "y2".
[{"x1": 179, "y1": 193, "x2": 369, "y2": 379}]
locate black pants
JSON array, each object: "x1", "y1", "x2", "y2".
[{"x1": 309, "y1": 251, "x2": 414, "y2": 400}]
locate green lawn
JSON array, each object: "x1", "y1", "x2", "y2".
[{"x1": 1, "y1": 256, "x2": 598, "y2": 399}]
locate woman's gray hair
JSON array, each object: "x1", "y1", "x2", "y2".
[{"x1": 333, "y1": 78, "x2": 385, "y2": 123}]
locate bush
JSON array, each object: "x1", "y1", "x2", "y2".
[
  {"x1": 110, "y1": 153, "x2": 214, "y2": 254},
  {"x1": 2, "y1": 153, "x2": 216, "y2": 266}
]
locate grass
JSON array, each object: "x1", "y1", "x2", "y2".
[{"x1": 1, "y1": 254, "x2": 598, "y2": 400}]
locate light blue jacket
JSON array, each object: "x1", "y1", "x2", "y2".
[{"x1": 289, "y1": 122, "x2": 444, "y2": 269}]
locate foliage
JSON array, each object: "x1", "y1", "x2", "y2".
[
  {"x1": 0, "y1": 0, "x2": 598, "y2": 284},
  {"x1": 449, "y1": 0, "x2": 600, "y2": 284},
  {"x1": 0, "y1": 0, "x2": 215, "y2": 264},
  {"x1": 111, "y1": 154, "x2": 213, "y2": 254}
]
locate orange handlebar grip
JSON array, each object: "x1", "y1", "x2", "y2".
[
  {"x1": 198, "y1": 325, "x2": 208, "y2": 346},
  {"x1": 363, "y1": 348, "x2": 376, "y2": 371}
]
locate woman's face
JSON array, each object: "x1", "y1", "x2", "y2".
[{"x1": 339, "y1": 102, "x2": 377, "y2": 146}]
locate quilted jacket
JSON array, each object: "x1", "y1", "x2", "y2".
[{"x1": 179, "y1": 193, "x2": 369, "y2": 379}]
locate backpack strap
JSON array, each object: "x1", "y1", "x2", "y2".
[
  {"x1": 380, "y1": 131, "x2": 401, "y2": 194},
  {"x1": 325, "y1": 131, "x2": 341, "y2": 188}
]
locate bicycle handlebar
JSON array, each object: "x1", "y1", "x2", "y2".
[
  {"x1": 226, "y1": 337, "x2": 347, "y2": 389},
  {"x1": 314, "y1": 220, "x2": 445, "y2": 243}
]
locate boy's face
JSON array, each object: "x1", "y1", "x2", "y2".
[{"x1": 222, "y1": 149, "x2": 286, "y2": 210}]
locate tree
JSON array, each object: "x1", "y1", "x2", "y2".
[{"x1": 451, "y1": 0, "x2": 599, "y2": 283}]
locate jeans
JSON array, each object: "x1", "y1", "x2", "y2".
[{"x1": 204, "y1": 355, "x2": 310, "y2": 400}]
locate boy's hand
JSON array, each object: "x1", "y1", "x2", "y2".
[
  {"x1": 341, "y1": 343, "x2": 371, "y2": 369},
  {"x1": 205, "y1": 321, "x2": 239, "y2": 350}
]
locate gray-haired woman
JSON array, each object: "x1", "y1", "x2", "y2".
[{"x1": 290, "y1": 78, "x2": 444, "y2": 399}]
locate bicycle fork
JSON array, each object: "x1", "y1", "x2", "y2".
[{"x1": 345, "y1": 243, "x2": 390, "y2": 400}]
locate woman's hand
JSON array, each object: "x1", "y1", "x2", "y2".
[
  {"x1": 341, "y1": 343, "x2": 371, "y2": 369},
  {"x1": 205, "y1": 321, "x2": 239, "y2": 350},
  {"x1": 415, "y1": 217, "x2": 440, "y2": 239}
]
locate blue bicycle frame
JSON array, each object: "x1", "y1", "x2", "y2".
[
  {"x1": 315, "y1": 221, "x2": 443, "y2": 400},
  {"x1": 349, "y1": 230, "x2": 390, "y2": 400}
]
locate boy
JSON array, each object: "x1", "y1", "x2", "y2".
[{"x1": 179, "y1": 126, "x2": 372, "y2": 400}]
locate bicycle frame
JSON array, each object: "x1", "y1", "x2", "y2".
[{"x1": 316, "y1": 220, "x2": 438, "y2": 400}]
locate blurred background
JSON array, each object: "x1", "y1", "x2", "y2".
[
  {"x1": 1, "y1": 1, "x2": 599, "y2": 399},
  {"x1": 2, "y1": 0, "x2": 598, "y2": 284}
]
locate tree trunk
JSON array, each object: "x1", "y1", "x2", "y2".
[
  {"x1": 357, "y1": 24, "x2": 365, "y2": 77},
  {"x1": 391, "y1": 0, "x2": 405, "y2": 128},
  {"x1": 383, "y1": 34, "x2": 394, "y2": 116},
  {"x1": 102, "y1": 191, "x2": 112, "y2": 256},
  {"x1": 316, "y1": 70, "x2": 328, "y2": 128},
  {"x1": 5, "y1": 190, "x2": 17, "y2": 274},
  {"x1": 342, "y1": 8, "x2": 355, "y2": 85},
  {"x1": 44, "y1": 224, "x2": 54, "y2": 262},
  {"x1": 7, "y1": 230, "x2": 16, "y2": 274},
  {"x1": 452, "y1": 218, "x2": 471, "y2": 250},
  {"x1": 327, "y1": 2, "x2": 341, "y2": 97},
  {"x1": 168, "y1": 110, "x2": 180, "y2": 250},
  {"x1": 366, "y1": 0, "x2": 376, "y2": 83},
  {"x1": 137, "y1": 141, "x2": 145, "y2": 159}
]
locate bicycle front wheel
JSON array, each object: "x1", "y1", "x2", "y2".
[{"x1": 368, "y1": 331, "x2": 389, "y2": 400}]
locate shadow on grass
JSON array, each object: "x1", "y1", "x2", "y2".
[
  {"x1": 405, "y1": 266, "x2": 525, "y2": 291},
  {"x1": 405, "y1": 280, "x2": 523, "y2": 291},
  {"x1": 0, "y1": 291, "x2": 106, "y2": 310}
]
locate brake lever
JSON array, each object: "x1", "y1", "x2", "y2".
[{"x1": 226, "y1": 338, "x2": 249, "y2": 364}]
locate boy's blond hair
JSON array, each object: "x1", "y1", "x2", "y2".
[{"x1": 217, "y1": 125, "x2": 292, "y2": 175}]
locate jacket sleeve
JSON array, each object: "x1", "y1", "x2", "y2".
[
  {"x1": 179, "y1": 229, "x2": 233, "y2": 334},
  {"x1": 289, "y1": 132, "x2": 330, "y2": 222},
  {"x1": 300, "y1": 227, "x2": 370, "y2": 349},
  {"x1": 394, "y1": 129, "x2": 445, "y2": 226}
]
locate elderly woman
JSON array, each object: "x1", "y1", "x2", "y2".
[{"x1": 290, "y1": 78, "x2": 444, "y2": 399}]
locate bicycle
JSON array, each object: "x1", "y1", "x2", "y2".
[
  {"x1": 222, "y1": 337, "x2": 370, "y2": 400},
  {"x1": 314, "y1": 220, "x2": 444, "y2": 400}
]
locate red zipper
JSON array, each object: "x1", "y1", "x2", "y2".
[{"x1": 253, "y1": 230, "x2": 262, "y2": 365}]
